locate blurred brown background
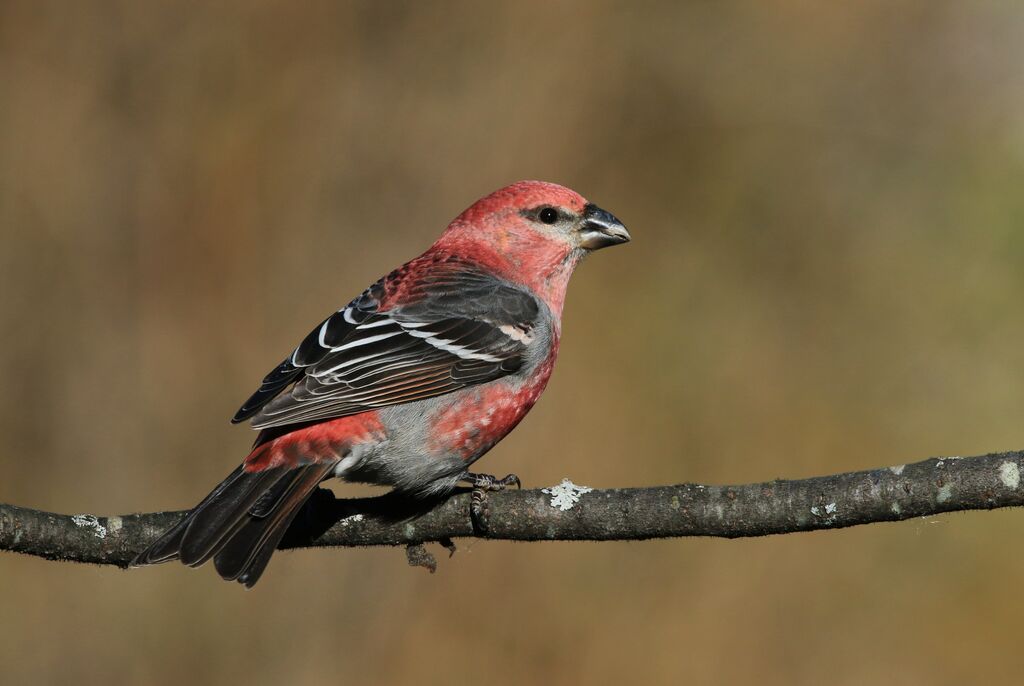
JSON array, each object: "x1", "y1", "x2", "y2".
[{"x1": 3, "y1": 1, "x2": 1024, "y2": 684}]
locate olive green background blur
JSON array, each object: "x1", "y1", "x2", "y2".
[{"x1": 3, "y1": 2, "x2": 1024, "y2": 684}]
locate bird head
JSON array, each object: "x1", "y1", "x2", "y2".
[
  {"x1": 442, "y1": 180, "x2": 630, "y2": 255},
  {"x1": 433, "y1": 181, "x2": 629, "y2": 316}
]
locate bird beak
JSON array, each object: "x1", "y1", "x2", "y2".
[{"x1": 579, "y1": 203, "x2": 631, "y2": 250}]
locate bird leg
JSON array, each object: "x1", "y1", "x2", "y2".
[{"x1": 460, "y1": 472, "x2": 520, "y2": 534}]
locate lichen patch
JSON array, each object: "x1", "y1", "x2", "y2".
[
  {"x1": 998, "y1": 461, "x2": 1020, "y2": 489},
  {"x1": 541, "y1": 479, "x2": 593, "y2": 511},
  {"x1": 71, "y1": 514, "x2": 107, "y2": 539},
  {"x1": 810, "y1": 503, "x2": 838, "y2": 525}
]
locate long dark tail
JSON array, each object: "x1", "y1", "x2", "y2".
[{"x1": 132, "y1": 462, "x2": 335, "y2": 588}]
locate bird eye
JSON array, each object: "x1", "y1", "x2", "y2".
[{"x1": 539, "y1": 207, "x2": 559, "y2": 225}]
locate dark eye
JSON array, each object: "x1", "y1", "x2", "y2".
[{"x1": 539, "y1": 207, "x2": 558, "y2": 225}]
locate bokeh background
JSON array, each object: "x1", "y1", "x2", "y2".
[{"x1": 3, "y1": 2, "x2": 1024, "y2": 684}]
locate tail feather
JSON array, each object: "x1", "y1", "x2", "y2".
[
  {"x1": 132, "y1": 465, "x2": 248, "y2": 566},
  {"x1": 134, "y1": 524, "x2": 187, "y2": 566},
  {"x1": 132, "y1": 462, "x2": 336, "y2": 586},
  {"x1": 179, "y1": 468, "x2": 285, "y2": 566},
  {"x1": 214, "y1": 463, "x2": 334, "y2": 587}
]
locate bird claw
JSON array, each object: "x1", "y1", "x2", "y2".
[
  {"x1": 439, "y1": 537, "x2": 457, "y2": 557},
  {"x1": 462, "y1": 472, "x2": 521, "y2": 491},
  {"x1": 461, "y1": 472, "x2": 521, "y2": 535}
]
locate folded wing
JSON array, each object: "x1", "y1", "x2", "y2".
[{"x1": 232, "y1": 261, "x2": 540, "y2": 430}]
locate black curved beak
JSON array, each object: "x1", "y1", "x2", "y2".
[{"x1": 579, "y1": 203, "x2": 630, "y2": 250}]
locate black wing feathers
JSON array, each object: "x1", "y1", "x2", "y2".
[
  {"x1": 231, "y1": 284, "x2": 383, "y2": 423},
  {"x1": 233, "y1": 263, "x2": 540, "y2": 430},
  {"x1": 231, "y1": 362, "x2": 304, "y2": 424}
]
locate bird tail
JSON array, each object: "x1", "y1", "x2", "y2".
[{"x1": 132, "y1": 461, "x2": 335, "y2": 588}]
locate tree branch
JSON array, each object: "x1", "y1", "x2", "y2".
[{"x1": 2, "y1": 450, "x2": 1023, "y2": 569}]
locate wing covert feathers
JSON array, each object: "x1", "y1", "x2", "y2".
[{"x1": 235, "y1": 260, "x2": 540, "y2": 430}]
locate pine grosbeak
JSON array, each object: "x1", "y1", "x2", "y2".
[{"x1": 134, "y1": 180, "x2": 630, "y2": 586}]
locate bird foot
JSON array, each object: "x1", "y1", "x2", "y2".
[{"x1": 460, "y1": 472, "x2": 520, "y2": 535}]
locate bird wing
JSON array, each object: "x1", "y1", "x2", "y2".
[{"x1": 232, "y1": 259, "x2": 540, "y2": 430}]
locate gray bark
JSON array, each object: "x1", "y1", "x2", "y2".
[{"x1": 2, "y1": 450, "x2": 1022, "y2": 569}]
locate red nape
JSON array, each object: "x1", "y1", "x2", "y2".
[{"x1": 243, "y1": 411, "x2": 386, "y2": 472}]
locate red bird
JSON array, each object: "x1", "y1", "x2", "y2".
[{"x1": 134, "y1": 180, "x2": 630, "y2": 586}]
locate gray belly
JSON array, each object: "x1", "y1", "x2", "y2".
[{"x1": 331, "y1": 394, "x2": 477, "y2": 497}]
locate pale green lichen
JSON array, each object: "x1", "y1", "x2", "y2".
[
  {"x1": 541, "y1": 479, "x2": 593, "y2": 511},
  {"x1": 999, "y1": 461, "x2": 1020, "y2": 489},
  {"x1": 810, "y1": 503, "x2": 838, "y2": 525},
  {"x1": 71, "y1": 514, "x2": 106, "y2": 539}
]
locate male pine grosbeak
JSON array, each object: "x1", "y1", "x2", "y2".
[{"x1": 134, "y1": 180, "x2": 630, "y2": 586}]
